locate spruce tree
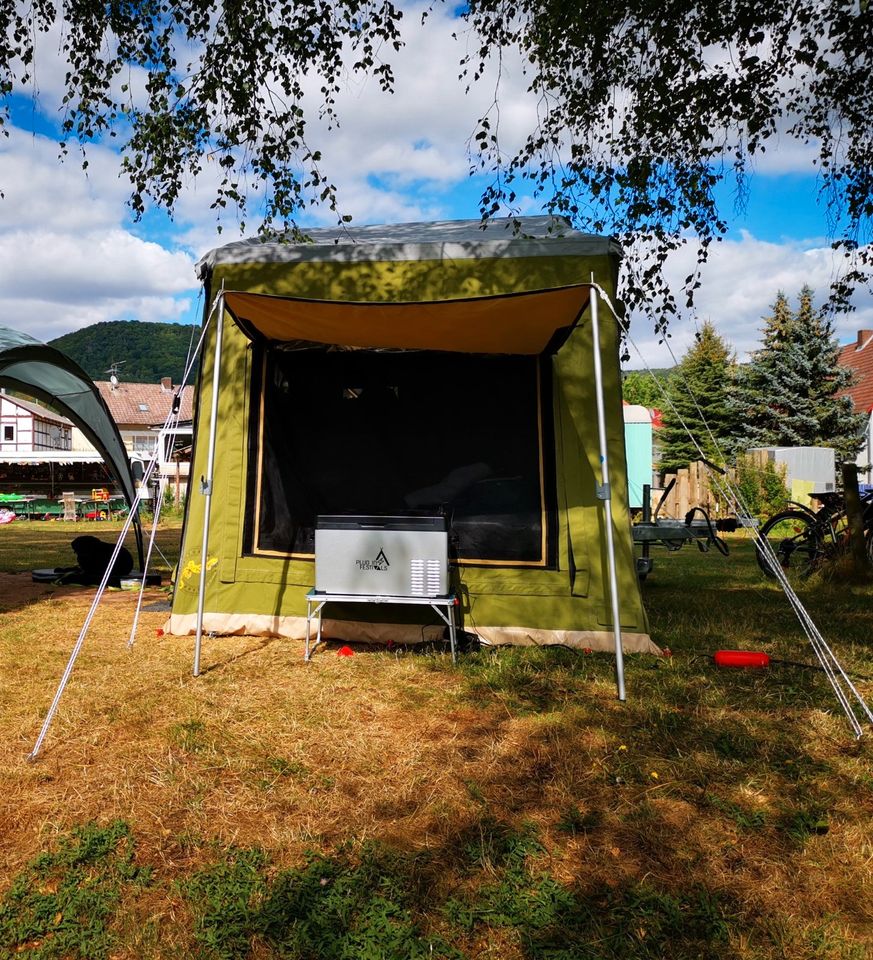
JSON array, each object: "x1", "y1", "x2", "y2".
[
  {"x1": 730, "y1": 292, "x2": 795, "y2": 450},
  {"x1": 731, "y1": 287, "x2": 864, "y2": 459},
  {"x1": 657, "y1": 321, "x2": 735, "y2": 473}
]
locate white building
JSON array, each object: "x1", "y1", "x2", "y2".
[{"x1": 0, "y1": 394, "x2": 72, "y2": 452}]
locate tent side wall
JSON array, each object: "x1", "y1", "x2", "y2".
[{"x1": 168, "y1": 252, "x2": 653, "y2": 652}]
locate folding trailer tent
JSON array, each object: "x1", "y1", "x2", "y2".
[{"x1": 167, "y1": 218, "x2": 655, "y2": 656}]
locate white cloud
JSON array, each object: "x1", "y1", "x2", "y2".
[
  {"x1": 624, "y1": 232, "x2": 873, "y2": 369},
  {"x1": 0, "y1": 127, "x2": 197, "y2": 343},
  {"x1": 743, "y1": 133, "x2": 821, "y2": 176},
  {"x1": 188, "y1": 3, "x2": 541, "y2": 230},
  {"x1": 0, "y1": 229, "x2": 192, "y2": 301},
  {"x1": 4, "y1": 294, "x2": 193, "y2": 344},
  {"x1": 0, "y1": 131, "x2": 128, "y2": 231}
]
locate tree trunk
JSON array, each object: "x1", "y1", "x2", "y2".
[{"x1": 841, "y1": 463, "x2": 869, "y2": 580}]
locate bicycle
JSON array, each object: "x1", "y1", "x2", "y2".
[{"x1": 755, "y1": 489, "x2": 873, "y2": 584}]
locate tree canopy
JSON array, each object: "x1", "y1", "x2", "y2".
[
  {"x1": 2, "y1": 2, "x2": 870, "y2": 323},
  {"x1": 49, "y1": 320, "x2": 199, "y2": 385},
  {"x1": 621, "y1": 370, "x2": 672, "y2": 409}
]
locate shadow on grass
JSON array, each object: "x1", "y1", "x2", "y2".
[
  {"x1": 120, "y1": 818, "x2": 873, "y2": 959},
  {"x1": 6, "y1": 811, "x2": 866, "y2": 960},
  {"x1": 0, "y1": 821, "x2": 152, "y2": 959},
  {"x1": 0, "y1": 821, "x2": 735, "y2": 960},
  {"x1": 3, "y1": 538, "x2": 870, "y2": 958},
  {"x1": 197, "y1": 637, "x2": 278, "y2": 675},
  {"x1": 171, "y1": 812, "x2": 868, "y2": 959}
]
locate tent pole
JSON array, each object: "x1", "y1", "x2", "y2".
[
  {"x1": 193, "y1": 293, "x2": 225, "y2": 677},
  {"x1": 29, "y1": 468, "x2": 157, "y2": 759},
  {"x1": 589, "y1": 278, "x2": 626, "y2": 701}
]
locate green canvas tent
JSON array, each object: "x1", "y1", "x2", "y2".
[{"x1": 167, "y1": 217, "x2": 655, "y2": 660}]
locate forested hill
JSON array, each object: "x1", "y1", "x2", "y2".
[{"x1": 49, "y1": 321, "x2": 200, "y2": 384}]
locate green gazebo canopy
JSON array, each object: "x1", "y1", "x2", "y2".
[{"x1": 0, "y1": 326, "x2": 142, "y2": 561}]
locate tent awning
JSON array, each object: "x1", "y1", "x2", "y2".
[{"x1": 224, "y1": 284, "x2": 592, "y2": 355}]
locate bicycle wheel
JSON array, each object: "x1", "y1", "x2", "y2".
[{"x1": 756, "y1": 510, "x2": 821, "y2": 584}]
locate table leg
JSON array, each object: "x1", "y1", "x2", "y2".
[
  {"x1": 305, "y1": 599, "x2": 312, "y2": 661},
  {"x1": 448, "y1": 601, "x2": 458, "y2": 664},
  {"x1": 305, "y1": 601, "x2": 327, "y2": 661}
]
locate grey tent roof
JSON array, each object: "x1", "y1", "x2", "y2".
[
  {"x1": 196, "y1": 216, "x2": 623, "y2": 278},
  {"x1": 0, "y1": 326, "x2": 137, "y2": 509}
]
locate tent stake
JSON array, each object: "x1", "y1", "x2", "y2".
[
  {"x1": 193, "y1": 293, "x2": 225, "y2": 676},
  {"x1": 589, "y1": 279, "x2": 626, "y2": 701}
]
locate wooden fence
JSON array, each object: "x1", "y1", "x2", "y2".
[{"x1": 652, "y1": 460, "x2": 730, "y2": 519}]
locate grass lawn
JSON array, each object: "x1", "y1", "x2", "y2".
[
  {"x1": 0, "y1": 522, "x2": 871, "y2": 958},
  {"x1": 0, "y1": 517, "x2": 182, "y2": 577}
]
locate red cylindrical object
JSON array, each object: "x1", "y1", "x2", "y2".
[{"x1": 714, "y1": 650, "x2": 770, "y2": 668}]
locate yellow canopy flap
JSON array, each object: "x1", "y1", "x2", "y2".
[{"x1": 223, "y1": 284, "x2": 592, "y2": 355}]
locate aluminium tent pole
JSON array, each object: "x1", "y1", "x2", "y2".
[
  {"x1": 193, "y1": 293, "x2": 225, "y2": 677},
  {"x1": 589, "y1": 278, "x2": 626, "y2": 701},
  {"x1": 29, "y1": 467, "x2": 157, "y2": 760}
]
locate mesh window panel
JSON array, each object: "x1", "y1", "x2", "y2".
[{"x1": 247, "y1": 348, "x2": 555, "y2": 566}]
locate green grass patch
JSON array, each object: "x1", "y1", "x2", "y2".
[
  {"x1": 450, "y1": 646, "x2": 603, "y2": 714},
  {"x1": 182, "y1": 822, "x2": 736, "y2": 960},
  {"x1": 443, "y1": 820, "x2": 731, "y2": 959},
  {"x1": 0, "y1": 821, "x2": 151, "y2": 959},
  {"x1": 169, "y1": 719, "x2": 208, "y2": 753},
  {"x1": 183, "y1": 843, "x2": 460, "y2": 960},
  {"x1": 705, "y1": 793, "x2": 767, "y2": 831}
]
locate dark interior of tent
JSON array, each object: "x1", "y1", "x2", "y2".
[{"x1": 243, "y1": 345, "x2": 558, "y2": 567}]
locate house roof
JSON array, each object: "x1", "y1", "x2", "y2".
[
  {"x1": 837, "y1": 330, "x2": 873, "y2": 413},
  {"x1": 0, "y1": 394, "x2": 72, "y2": 425},
  {"x1": 94, "y1": 380, "x2": 194, "y2": 426}
]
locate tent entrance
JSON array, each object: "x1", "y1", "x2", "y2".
[{"x1": 245, "y1": 346, "x2": 557, "y2": 567}]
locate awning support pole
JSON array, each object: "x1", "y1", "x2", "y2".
[
  {"x1": 589, "y1": 278, "x2": 626, "y2": 701},
  {"x1": 193, "y1": 292, "x2": 225, "y2": 677}
]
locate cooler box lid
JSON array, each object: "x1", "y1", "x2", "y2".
[{"x1": 316, "y1": 514, "x2": 447, "y2": 532}]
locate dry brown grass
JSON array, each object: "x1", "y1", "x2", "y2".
[{"x1": 0, "y1": 532, "x2": 871, "y2": 957}]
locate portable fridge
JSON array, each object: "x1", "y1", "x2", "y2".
[{"x1": 314, "y1": 514, "x2": 449, "y2": 597}]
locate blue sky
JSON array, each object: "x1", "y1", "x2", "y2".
[{"x1": 1, "y1": 4, "x2": 870, "y2": 372}]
